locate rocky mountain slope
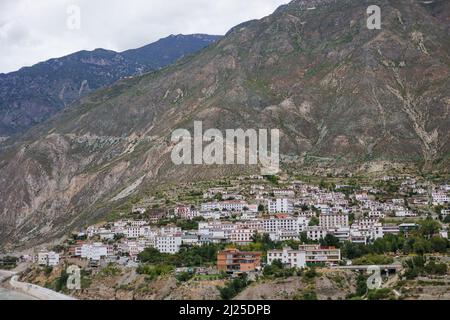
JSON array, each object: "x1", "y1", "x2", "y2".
[
  {"x1": 0, "y1": 0, "x2": 449, "y2": 248},
  {"x1": 0, "y1": 34, "x2": 221, "y2": 138}
]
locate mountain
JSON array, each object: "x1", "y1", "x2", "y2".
[
  {"x1": 0, "y1": 34, "x2": 221, "y2": 138},
  {"x1": 0, "y1": 0, "x2": 449, "y2": 248}
]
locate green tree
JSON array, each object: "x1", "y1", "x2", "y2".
[
  {"x1": 430, "y1": 237, "x2": 448, "y2": 253},
  {"x1": 424, "y1": 260, "x2": 448, "y2": 275},
  {"x1": 355, "y1": 274, "x2": 368, "y2": 297},
  {"x1": 308, "y1": 217, "x2": 319, "y2": 226},
  {"x1": 176, "y1": 272, "x2": 194, "y2": 282},
  {"x1": 412, "y1": 237, "x2": 432, "y2": 255},
  {"x1": 218, "y1": 275, "x2": 250, "y2": 300},
  {"x1": 418, "y1": 219, "x2": 440, "y2": 239},
  {"x1": 319, "y1": 234, "x2": 340, "y2": 247}
]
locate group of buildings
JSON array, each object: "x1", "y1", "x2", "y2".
[
  {"x1": 217, "y1": 244, "x2": 341, "y2": 273},
  {"x1": 32, "y1": 176, "x2": 449, "y2": 273}
]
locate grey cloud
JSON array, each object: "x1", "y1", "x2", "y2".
[{"x1": 0, "y1": 0, "x2": 288, "y2": 73}]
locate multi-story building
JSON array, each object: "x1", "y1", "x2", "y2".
[
  {"x1": 395, "y1": 209, "x2": 417, "y2": 217},
  {"x1": 331, "y1": 227, "x2": 351, "y2": 242},
  {"x1": 217, "y1": 249, "x2": 262, "y2": 273},
  {"x1": 201, "y1": 200, "x2": 248, "y2": 212},
  {"x1": 273, "y1": 189, "x2": 295, "y2": 198},
  {"x1": 37, "y1": 251, "x2": 60, "y2": 266},
  {"x1": 272, "y1": 229, "x2": 301, "y2": 242},
  {"x1": 124, "y1": 226, "x2": 145, "y2": 239},
  {"x1": 120, "y1": 241, "x2": 146, "y2": 257},
  {"x1": 267, "y1": 199, "x2": 293, "y2": 214},
  {"x1": 432, "y1": 192, "x2": 450, "y2": 206},
  {"x1": 175, "y1": 206, "x2": 192, "y2": 219},
  {"x1": 263, "y1": 216, "x2": 307, "y2": 235},
  {"x1": 230, "y1": 227, "x2": 255, "y2": 245},
  {"x1": 76, "y1": 243, "x2": 111, "y2": 261},
  {"x1": 155, "y1": 235, "x2": 182, "y2": 254},
  {"x1": 305, "y1": 226, "x2": 328, "y2": 241},
  {"x1": 319, "y1": 213, "x2": 349, "y2": 229},
  {"x1": 267, "y1": 245, "x2": 341, "y2": 268},
  {"x1": 383, "y1": 225, "x2": 400, "y2": 235}
]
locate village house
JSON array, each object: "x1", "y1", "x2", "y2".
[
  {"x1": 37, "y1": 250, "x2": 60, "y2": 267},
  {"x1": 432, "y1": 192, "x2": 450, "y2": 206},
  {"x1": 132, "y1": 206, "x2": 147, "y2": 214},
  {"x1": 267, "y1": 245, "x2": 341, "y2": 268},
  {"x1": 395, "y1": 208, "x2": 417, "y2": 217},
  {"x1": 217, "y1": 249, "x2": 262, "y2": 273},
  {"x1": 267, "y1": 198, "x2": 293, "y2": 214},
  {"x1": 306, "y1": 226, "x2": 328, "y2": 241},
  {"x1": 201, "y1": 200, "x2": 248, "y2": 212},
  {"x1": 273, "y1": 189, "x2": 295, "y2": 198},
  {"x1": 263, "y1": 215, "x2": 308, "y2": 235},
  {"x1": 319, "y1": 213, "x2": 349, "y2": 229},
  {"x1": 75, "y1": 243, "x2": 112, "y2": 261},
  {"x1": 155, "y1": 235, "x2": 182, "y2": 254},
  {"x1": 230, "y1": 227, "x2": 255, "y2": 245}
]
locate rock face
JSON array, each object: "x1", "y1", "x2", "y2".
[
  {"x1": 0, "y1": 0, "x2": 449, "y2": 247},
  {"x1": 0, "y1": 34, "x2": 221, "y2": 137}
]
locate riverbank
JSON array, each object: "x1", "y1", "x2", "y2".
[
  {"x1": 0, "y1": 269, "x2": 75, "y2": 300},
  {"x1": 0, "y1": 270, "x2": 35, "y2": 300}
]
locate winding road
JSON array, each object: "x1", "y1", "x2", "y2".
[{"x1": 0, "y1": 269, "x2": 75, "y2": 300}]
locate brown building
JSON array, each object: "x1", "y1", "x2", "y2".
[{"x1": 217, "y1": 249, "x2": 262, "y2": 273}]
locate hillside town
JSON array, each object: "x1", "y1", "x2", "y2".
[
  {"x1": 14, "y1": 174, "x2": 445, "y2": 270},
  {"x1": 2, "y1": 173, "x2": 449, "y2": 300}
]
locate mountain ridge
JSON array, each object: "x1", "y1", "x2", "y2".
[{"x1": 0, "y1": 34, "x2": 221, "y2": 138}]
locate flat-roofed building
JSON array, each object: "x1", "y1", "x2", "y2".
[
  {"x1": 319, "y1": 213, "x2": 349, "y2": 229},
  {"x1": 217, "y1": 249, "x2": 262, "y2": 273},
  {"x1": 267, "y1": 245, "x2": 340, "y2": 268}
]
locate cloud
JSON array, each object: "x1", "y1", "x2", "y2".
[{"x1": 0, "y1": 0, "x2": 289, "y2": 73}]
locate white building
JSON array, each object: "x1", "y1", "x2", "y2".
[
  {"x1": 306, "y1": 226, "x2": 328, "y2": 241},
  {"x1": 271, "y1": 230, "x2": 301, "y2": 242},
  {"x1": 120, "y1": 241, "x2": 147, "y2": 257},
  {"x1": 201, "y1": 200, "x2": 247, "y2": 212},
  {"x1": 395, "y1": 209, "x2": 417, "y2": 217},
  {"x1": 273, "y1": 189, "x2": 295, "y2": 198},
  {"x1": 37, "y1": 251, "x2": 60, "y2": 266},
  {"x1": 181, "y1": 234, "x2": 199, "y2": 246},
  {"x1": 230, "y1": 228, "x2": 255, "y2": 245},
  {"x1": 132, "y1": 207, "x2": 147, "y2": 214},
  {"x1": 155, "y1": 235, "x2": 182, "y2": 254},
  {"x1": 319, "y1": 213, "x2": 349, "y2": 229},
  {"x1": 267, "y1": 199, "x2": 293, "y2": 214},
  {"x1": 124, "y1": 226, "x2": 146, "y2": 239},
  {"x1": 432, "y1": 192, "x2": 450, "y2": 205},
  {"x1": 267, "y1": 245, "x2": 341, "y2": 268},
  {"x1": 263, "y1": 216, "x2": 307, "y2": 234},
  {"x1": 392, "y1": 199, "x2": 405, "y2": 205},
  {"x1": 78, "y1": 243, "x2": 110, "y2": 261}
]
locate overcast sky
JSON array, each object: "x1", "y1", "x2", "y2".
[{"x1": 0, "y1": 0, "x2": 289, "y2": 74}]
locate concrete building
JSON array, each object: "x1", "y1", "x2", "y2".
[
  {"x1": 267, "y1": 199, "x2": 293, "y2": 214},
  {"x1": 267, "y1": 245, "x2": 341, "y2": 268},
  {"x1": 155, "y1": 235, "x2": 182, "y2": 254},
  {"x1": 263, "y1": 216, "x2": 307, "y2": 235},
  {"x1": 37, "y1": 251, "x2": 60, "y2": 267},
  {"x1": 319, "y1": 213, "x2": 349, "y2": 229},
  {"x1": 217, "y1": 249, "x2": 262, "y2": 273},
  {"x1": 306, "y1": 226, "x2": 328, "y2": 241}
]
